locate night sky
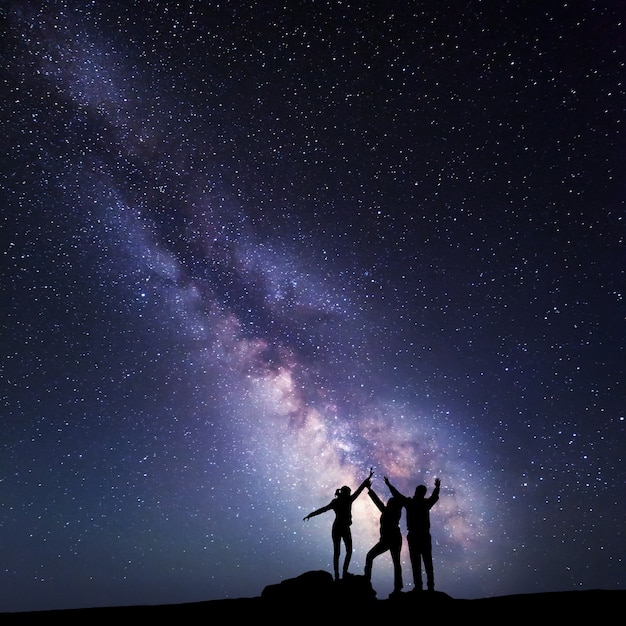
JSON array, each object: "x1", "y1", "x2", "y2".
[{"x1": 1, "y1": 0, "x2": 624, "y2": 614}]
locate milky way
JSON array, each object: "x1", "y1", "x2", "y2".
[{"x1": 1, "y1": 1, "x2": 624, "y2": 612}]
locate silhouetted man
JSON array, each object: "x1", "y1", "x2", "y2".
[
  {"x1": 385, "y1": 475, "x2": 440, "y2": 592},
  {"x1": 364, "y1": 481, "x2": 404, "y2": 595}
]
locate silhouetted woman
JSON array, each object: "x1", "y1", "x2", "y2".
[
  {"x1": 364, "y1": 478, "x2": 404, "y2": 595},
  {"x1": 303, "y1": 468, "x2": 373, "y2": 581}
]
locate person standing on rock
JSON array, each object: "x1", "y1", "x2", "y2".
[
  {"x1": 385, "y1": 475, "x2": 441, "y2": 592},
  {"x1": 364, "y1": 478, "x2": 404, "y2": 596},
  {"x1": 303, "y1": 468, "x2": 374, "y2": 581}
]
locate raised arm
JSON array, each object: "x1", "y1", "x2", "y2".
[
  {"x1": 430, "y1": 477, "x2": 441, "y2": 504},
  {"x1": 384, "y1": 476, "x2": 404, "y2": 500},
  {"x1": 351, "y1": 467, "x2": 374, "y2": 502},
  {"x1": 303, "y1": 502, "x2": 333, "y2": 521},
  {"x1": 367, "y1": 485, "x2": 385, "y2": 513}
]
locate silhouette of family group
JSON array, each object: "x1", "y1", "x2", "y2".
[{"x1": 303, "y1": 469, "x2": 441, "y2": 596}]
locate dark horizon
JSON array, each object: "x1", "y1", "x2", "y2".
[{"x1": 2, "y1": 572, "x2": 624, "y2": 621}]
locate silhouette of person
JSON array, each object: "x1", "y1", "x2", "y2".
[
  {"x1": 303, "y1": 468, "x2": 374, "y2": 581},
  {"x1": 364, "y1": 479, "x2": 404, "y2": 595},
  {"x1": 385, "y1": 475, "x2": 441, "y2": 592}
]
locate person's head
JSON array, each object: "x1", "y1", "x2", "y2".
[
  {"x1": 387, "y1": 496, "x2": 402, "y2": 512},
  {"x1": 414, "y1": 484, "x2": 427, "y2": 498},
  {"x1": 335, "y1": 485, "x2": 351, "y2": 498}
]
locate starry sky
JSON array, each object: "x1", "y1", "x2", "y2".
[{"x1": 1, "y1": 0, "x2": 624, "y2": 614}]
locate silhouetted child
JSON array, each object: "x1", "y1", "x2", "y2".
[
  {"x1": 385, "y1": 476, "x2": 441, "y2": 592},
  {"x1": 303, "y1": 468, "x2": 374, "y2": 581},
  {"x1": 364, "y1": 480, "x2": 404, "y2": 595}
]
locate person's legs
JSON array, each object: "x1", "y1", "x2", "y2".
[
  {"x1": 331, "y1": 526, "x2": 341, "y2": 581},
  {"x1": 423, "y1": 535, "x2": 434, "y2": 590},
  {"x1": 390, "y1": 540, "x2": 403, "y2": 592},
  {"x1": 342, "y1": 530, "x2": 353, "y2": 577},
  {"x1": 407, "y1": 532, "x2": 423, "y2": 590},
  {"x1": 364, "y1": 541, "x2": 387, "y2": 581}
]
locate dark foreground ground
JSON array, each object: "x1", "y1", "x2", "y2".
[{"x1": 1, "y1": 571, "x2": 623, "y2": 622}]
